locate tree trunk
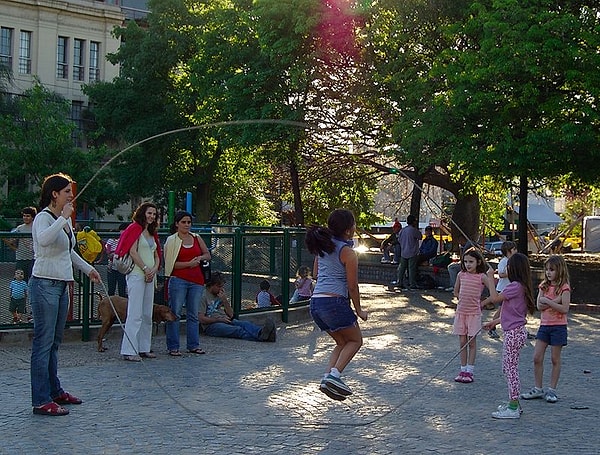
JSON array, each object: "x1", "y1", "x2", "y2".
[
  {"x1": 194, "y1": 182, "x2": 211, "y2": 223},
  {"x1": 289, "y1": 142, "x2": 304, "y2": 226},
  {"x1": 449, "y1": 193, "x2": 480, "y2": 251},
  {"x1": 410, "y1": 174, "x2": 423, "y2": 220},
  {"x1": 518, "y1": 175, "x2": 528, "y2": 255}
]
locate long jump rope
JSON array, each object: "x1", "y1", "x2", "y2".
[{"x1": 68, "y1": 119, "x2": 485, "y2": 428}]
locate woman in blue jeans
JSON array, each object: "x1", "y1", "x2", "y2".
[
  {"x1": 29, "y1": 173, "x2": 101, "y2": 416},
  {"x1": 163, "y1": 211, "x2": 211, "y2": 356}
]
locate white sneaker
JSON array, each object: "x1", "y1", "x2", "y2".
[
  {"x1": 380, "y1": 259, "x2": 391, "y2": 263},
  {"x1": 544, "y1": 389, "x2": 558, "y2": 403},
  {"x1": 521, "y1": 387, "x2": 544, "y2": 400},
  {"x1": 492, "y1": 406, "x2": 521, "y2": 419},
  {"x1": 497, "y1": 402, "x2": 523, "y2": 415}
]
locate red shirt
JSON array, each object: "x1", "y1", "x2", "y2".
[{"x1": 171, "y1": 237, "x2": 204, "y2": 285}]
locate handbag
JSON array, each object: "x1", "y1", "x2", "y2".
[
  {"x1": 113, "y1": 253, "x2": 134, "y2": 275},
  {"x1": 113, "y1": 239, "x2": 137, "y2": 275}
]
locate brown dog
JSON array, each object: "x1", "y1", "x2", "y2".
[{"x1": 96, "y1": 293, "x2": 176, "y2": 352}]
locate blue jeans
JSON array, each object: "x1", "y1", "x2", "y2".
[
  {"x1": 393, "y1": 244, "x2": 402, "y2": 262},
  {"x1": 166, "y1": 276, "x2": 203, "y2": 351},
  {"x1": 29, "y1": 277, "x2": 69, "y2": 406},
  {"x1": 204, "y1": 319, "x2": 262, "y2": 341}
]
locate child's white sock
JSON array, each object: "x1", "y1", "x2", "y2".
[
  {"x1": 330, "y1": 368, "x2": 341, "y2": 378},
  {"x1": 466, "y1": 365, "x2": 474, "y2": 374},
  {"x1": 460, "y1": 365, "x2": 467, "y2": 372}
]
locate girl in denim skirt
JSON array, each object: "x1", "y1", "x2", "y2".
[
  {"x1": 520, "y1": 255, "x2": 571, "y2": 404},
  {"x1": 305, "y1": 209, "x2": 368, "y2": 401}
]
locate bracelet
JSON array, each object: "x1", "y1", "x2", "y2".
[{"x1": 142, "y1": 265, "x2": 148, "y2": 271}]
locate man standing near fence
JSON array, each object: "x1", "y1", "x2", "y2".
[
  {"x1": 393, "y1": 215, "x2": 422, "y2": 290},
  {"x1": 7, "y1": 207, "x2": 37, "y2": 282}
]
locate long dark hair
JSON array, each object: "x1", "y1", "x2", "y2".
[
  {"x1": 461, "y1": 247, "x2": 487, "y2": 273},
  {"x1": 170, "y1": 210, "x2": 192, "y2": 234},
  {"x1": 39, "y1": 173, "x2": 72, "y2": 209},
  {"x1": 305, "y1": 209, "x2": 355, "y2": 257},
  {"x1": 507, "y1": 253, "x2": 536, "y2": 315},
  {"x1": 132, "y1": 202, "x2": 159, "y2": 235}
]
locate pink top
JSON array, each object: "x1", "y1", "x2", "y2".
[
  {"x1": 456, "y1": 271, "x2": 485, "y2": 315},
  {"x1": 540, "y1": 283, "x2": 570, "y2": 326},
  {"x1": 500, "y1": 282, "x2": 528, "y2": 331},
  {"x1": 295, "y1": 277, "x2": 313, "y2": 298}
]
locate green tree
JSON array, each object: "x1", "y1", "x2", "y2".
[
  {"x1": 362, "y1": 0, "x2": 483, "y2": 245},
  {"x1": 86, "y1": 0, "x2": 380, "y2": 226},
  {"x1": 363, "y1": 0, "x2": 600, "y2": 247},
  {"x1": 0, "y1": 81, "x2": 99, "y2": 216},
  {"x1": 438, "y1": 0, "x2": 600, "y2": 250}
]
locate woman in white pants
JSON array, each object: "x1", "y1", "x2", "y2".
[{"x1": 115, "y1": 202, "x2": 161, "y2": 361}]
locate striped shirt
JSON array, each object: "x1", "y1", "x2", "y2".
[{"x1": 456, "y1": 271, "x2": 485, "y2": 315}]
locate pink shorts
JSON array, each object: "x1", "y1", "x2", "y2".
[{"x1": 453, "y1": 313, "x2": 482, "y2": 336}]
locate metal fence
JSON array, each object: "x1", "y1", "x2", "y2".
[{"x1": 0, "y1": 225, "x2": 313, "y2": 339}]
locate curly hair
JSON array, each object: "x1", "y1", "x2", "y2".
[{"x1": 132, "y1": 202, "x2": 159, "y2": 235}]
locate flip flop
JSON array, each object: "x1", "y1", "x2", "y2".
[
  {"x1": 187, "y1": 348, "x2": 206, "y2": 355},
  {"x1": 169, "y1": 350, "x2": 182, "y2": 356}
]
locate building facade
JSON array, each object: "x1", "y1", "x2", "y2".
[
  {"x1": 1, "y1": 0, "x2": 123, "y2": 102},
  {"x1": 0, "y1": 0, "x2": 138, "y2": 220}
]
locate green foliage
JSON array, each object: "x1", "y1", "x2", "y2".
[
  {"x1": 0, "y1": 81, "x2": 98, "y2": 216},
  {"x1": 439, "y1": 0, "x2": 600, "y2": 183},
  {"x1": 301, "y1": 160, "x2": 379, "y2": 227},
  {"x1": 84, "y1": 0, "x2": 381, "y2": 225}
]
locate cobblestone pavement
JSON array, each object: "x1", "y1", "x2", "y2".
[{"x1": 0, "y1": 284, "x2": 598, "y2": 455}]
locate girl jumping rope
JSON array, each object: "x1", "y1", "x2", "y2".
[
  {"x1": 305, "y1": 209, "x2": 368, "y2": 401},
  {"x1": 483, "y1": 253, "x2": 536, "y2": 419},
  {"x1": 453, "y1": 247, "x2": 496, "y2": 383},
  {"x1": 520, "y1": 254, "x2": 571, "y2": 404}
]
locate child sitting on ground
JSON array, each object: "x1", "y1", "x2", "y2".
[
  {"x1": 289, "y1": 266, "x2": 314, "y2": 303},
  {"x1": 256, "y1": 280, "x2": 281, "y2": 308}
]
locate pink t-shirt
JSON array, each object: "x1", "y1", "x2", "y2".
[
  {"x1": 500, "y1": 282, "x2": 528, "y2": 331},
  {"x1": 539, "y1": 283, "x2": 570, "y2": 326},
  {"x1": 456, "y1": 271, "x2": 485, "y2": 315},
  {"x1": 295, "y1": 277, "x2": 313, "y2": 298}
]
